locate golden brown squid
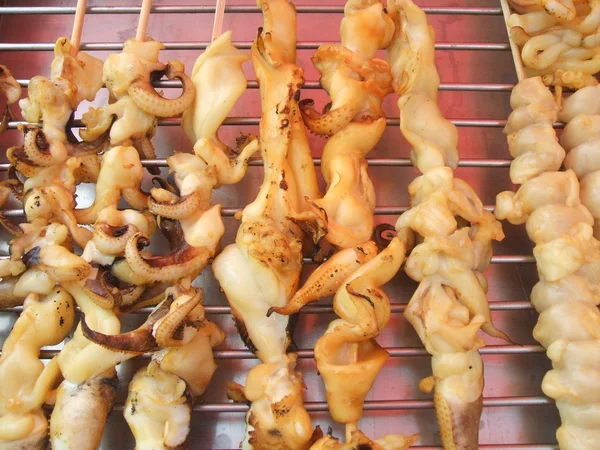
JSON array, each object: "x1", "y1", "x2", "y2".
[
  {"x1": 505, "y1": 0, "x2": 600, "y2": 83},
  {"x1": 181, "y1": 31, "x2": 259, "y2": 186},
  {"x1": 298, "y1": 0, "x2": 394, "y2": 248},
  {"x1": 269, "y1": 3, "x2": 415, "y2": 446},
  {"x1": 0, "y1": 65, "x2": 21, "y2": 136},
  {"x1": 17, "y1": 38, "x2": 103, "y2": 168},
  {"x1": 496, "y1": 76, "x2": 600, "y2": 450},
  {"x1": 76, "y1": 281, "x2": 224, "y2": 450},
  {"x1": 212, "y1": 1, "x2": 323, "y2": 448},
  {"x1": 118, "y1": 152, "x2": 224, "y2": 284},
  {"x1": 80, "y1": 37, "x2": 195, "y2": 166},
  {"x1": 386, "y1": 0, "x2": 507, "y2": 448}
]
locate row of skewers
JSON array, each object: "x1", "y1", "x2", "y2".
[{"x1": 0, "y1": 0, "x2": 597, "y2": 449}]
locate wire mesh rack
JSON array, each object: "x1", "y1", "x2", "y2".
[{"x1": 0, "y1": 1, "x2": 559, "y2": 449}]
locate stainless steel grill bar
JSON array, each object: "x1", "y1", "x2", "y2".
[
  {"x1": 33, "y1": 345, "x2": 544, "y2": 360},
  {"x1": 0, "y1": 252, "x2": 536, "y2": 264},
  {"x1": 109, "y1": 396, "x2": 552, "y2": 413},
  {"x1": 8, "y1": 118, "x2": 535, "y2": 129},
  {"x1": 0, "y1": 6, "x2": 503, "y2": 15},
  {"x1": 16, "y1": 78, "x2": 515, "y2": 92},
  {"x1": 0, "y1": 42, "x2": 510, "y2": 52},
  {"x1": 0, "y1": 205, "x2": 498, "y2": 217},
  {"x1": 3, "y1": 301, "x2": 534, "y2": 315},
  {"x1": 0, "y1": 158, "x2": 513, "y2": 172}
]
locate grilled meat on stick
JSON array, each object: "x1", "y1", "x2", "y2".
[
  {"x1": 496, "y1": 77, "x2": 600, "y2": 449},
  {"x1": 298, "y1": 0, "x2": 394, "y2": 248},
  {"x1": 268, "y1": 1, "x2": 415, "y2": 447},
  {"x1": 17, "y1": 38, "x2": 103, "y2": 169},
  {"x1": 0, "y1": 219, "x2": 92, "y2": 448},
  {"x1": 212, "y1": 1, "x2": 324, "y2": 448},
  {"x1": 384, "y1": 0, "x2": 508, "y2": 448},
  {"x1": 553, "y1": 85, "x2": 600, "y2": 238},
  {"x1": 0, "y1": 65, "x2": 21, "y2": 136},
  {"x1": 81, "y1": 37, "x2": 195, "y2": 174}
]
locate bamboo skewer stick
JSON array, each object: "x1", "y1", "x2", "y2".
[
  {"x1": 212, "y1": 0, "x2": 226, "y2": 41},
  {"x1": 136, "y1": 0, "x2": 152, "y2": 42},
  {"x1": 70, "y1": 0, "x2": 87, "y2": 55}
]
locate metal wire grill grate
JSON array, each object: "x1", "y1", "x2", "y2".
[{"x1": 0, "y1": 2, "x2": 558, "y2": 449}]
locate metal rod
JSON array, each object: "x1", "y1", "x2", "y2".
[
  {"x1": 0, "y1": 158, "x2": 513, "y2": 172},
  {"x1": 33, "y1": 344, "x2": 545, "y2": 361},
  {"x1": 0, "y1": 6, "x2": 503, "y2": 15},
  {"x1": 11, "y1": 118, "x2": 556, "y2": 130},
  {"x1": 0, "y1": 204, "x2": 499, "y2": 217},
  {"x1": 0, "y1": 42, "x2": 510, "y2": 52},
  {"x1": 3, "y1": 300, "x2": 534, "y2": 315},
  {"x1": 16, "y1": 78, "x2": 515, "y2": 92},
  {"x1": 110, "y1": 396, "x2": 552, "y2": 413}
]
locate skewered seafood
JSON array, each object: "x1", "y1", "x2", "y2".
[
  {"x1": 181, "y1": 31, "x2": 259, "y2": 186},
  {"x1": 298, "y1": 0, "x2": 393, "y2": 248},
  {"x1": 0, "y1": 65, "x2": 21, "y2": 136},
  {"x1": 553, "y1": 85, "x2": 600, "y2": 238},
  {"x1": 17, "y1": 38, "x2": 103, "y2": 168},
  {"x1": 80, "y1": 37, "x2": 195, "y2": 168},
  {"x1": 505, "y1": 0, "x2": 600, "y2": 83},
  {"x1": 496, "y1": 76, "x2": 600, "y2": 450},
  {"x1": 0, "y1": 220, "x2": 91, "y2": 447},
  {"x1": 212, "y1": 1, "x2": 324, "y2": 447},
  {"x1": 269, "y1": 2, "x2": 415, "y2": 447},
  {"x1": 386, "y1": 0, "x2": 507, "y2": 448}
]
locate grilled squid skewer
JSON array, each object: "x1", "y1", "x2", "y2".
[
  {"x1": 17, "y1": 38, "x2": 103, "y2": 168},
  {"x1": 299, "y1": 0, "x2": 393, "y2": 248},
  {"x1": 181, "y1": 31, "x2": 259, "y2": 186},
  {"x1": 554, "y1": 84, "x2": 600, "y2": 238},
  {"x1": 496, "y1": 76, "x2": 600, "y2": 450},
  {"x1": 212, "y1": 1, "x2": 324, "y2": 448},
  {"x1": 80, "y1": 37, "x2": 195, "y2": 169},
  {"x1": 386, "y1": 0, "x2": 507, "y2": 448}
]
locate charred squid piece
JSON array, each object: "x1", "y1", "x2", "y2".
[
  {"x1": 86, "y1": 206, "x2": 156, "y2": 262},
  {"x1": 18, "y1": 38, "x2": 103, "y2": 168},
  {"x1": 23, "y1": 245, "x2": 91, "y2": 283},
  {"x1": 311, "y1": 430, "x2": 417, "y2": 450},
  {"x1": 125, "y1": 231, "x2": 212, "y2": 283},
  {"x1": 0, "y1": 288, "x2": 75, "y2": 448},
  {"x1": 0, "y1": 65, "x2": 21, "y2": 137},
  {"x1": 124, "y1": 361, "x2": 193, "y2": 450},
  {"x1": 82, "y1": 286, "x2": 202, "y2": 353},
  {"x1": 267, "y1": 242, "x2": 378, "y2": 317},
  {"x1": 83, "y1": 269, "x2": 123, "y2": 310},
  {"x1": 118, "y1": 281, "x2": 170, "y2": 314},
  {"x1": 23, "y1": 184, "x2": 93, "y2": 249},
  {"x1": 181, "y1": 31, "x2": 260, "y2": 186},
  {"x1": 128, "y1": 60, "x2": 196, "y2": 118},
  {"x1": 75, "y1": 145, "x2": 148, "y2": 225},
  {"x1": 50, "y1": 371, "x2": 119, "y2": 450},
  {"x1": 299, "y1": 46, "x2": 392, "y2": 137}
]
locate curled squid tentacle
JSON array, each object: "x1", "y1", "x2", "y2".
[
  {"x1": 128, "y1": 61, "x2": 196, "y2": 118},
  {"x1": 300, "y1": 99, "x2": 361, "y2": 137},
  {"x1": 268, "y1": 242, "x2": 379, "y2": 317},
  {"x1": 81, "y1": 294, "x2": 176, "y2": 354},
  {"x1": 83, "y1": 270, "x2": 123, "y2": 310},
  {"x1": 124, "y1": 232, "x2": 212, "y2": 283},
  {"x1": 148, "y1": 189, "x2": 204, "y2": 220},
  {"x1": 19, "y1": 124, "x2": 68, "y2": 167},
  {"x1": 82, "y1": 286, "x2": 203, "y2": 353},
  {"x1": 133, "y1": 136, "x2": 160, "y2": 175}
]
